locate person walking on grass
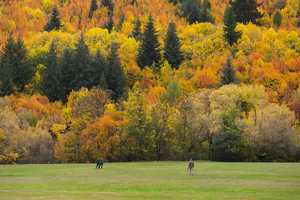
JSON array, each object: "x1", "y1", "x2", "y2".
[
  {"x1": 100, "y1": 157, "x2": 104, "y2": 169},
  {"x1": 96, "y1": 157, "x2": 101, "y2": 169},
  {"x1": 188, "y1": 159, "x2": 194, "y2": 175}
]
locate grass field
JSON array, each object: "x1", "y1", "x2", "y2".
[{"x1": 0, "y1": 161, "x2": 300, "y2": 200}]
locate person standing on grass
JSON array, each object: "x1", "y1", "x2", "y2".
[
  {"x1": 96, "y1": 157, "x2": 101, "y2": 169},
  {"x1": 188, "y1": 159, "x2": 194, "y2": 175},
  {"x1": 100, "y1": 157, "x2": 104, "y2": 169}
]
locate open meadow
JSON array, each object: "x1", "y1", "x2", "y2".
[{"x1": 0, "y1": 161, "x2": 300, "y2": 200}]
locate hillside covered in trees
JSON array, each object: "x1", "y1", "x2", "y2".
[{"x1": 0, "y1": 0, "x2": 300, "y2": 163}]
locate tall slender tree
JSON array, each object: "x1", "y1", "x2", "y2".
[
  {"x1": 88, "y1": 0, "x2": 98, "y2": 19},
  {"x1": 59, "y1": 46, "x2": 75, "y2": 102},
  {"x1": 0, "y1": 35, "x2": 16, "y2": 96},
  {"x1": 41, "y1": 42, "x2": 63, "y2": 102},
  {"x1": 164, "y1": 22, "x2": 184, "y2": 69},
  {"x1": 137, "y1": 16, "x2": 161, "y2": 69},
  {"x1": 106, "y1": 43, "x2": 126, "y2": 100},
  {"x1": 44, "y1": 5, "x2": 61, "y2": 31},
  {"x1": 223, "y1": 4, "x2": 242, "y2": 46},
  {"x1": 14, "y1": 35, "x2": 32, "y2": 92},
  {"x1": 219, "y1": 58, "x2": 239, "y2": 87},
  {"x1": 93, "y1": 48, "x2": 108, "y2": 89},
  {"x1": 72, "y1": 33, "x2": 94, "y2": 91},
  {"x1": 132, "y1": 17, "x2": 142, "y2": 40}
]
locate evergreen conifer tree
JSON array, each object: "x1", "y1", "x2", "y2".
[
  {"x1": 273, "y1": 10, "x2": 282, "y2": 27},
  {"x1": 181, "y1": 0, "x2": 201, "y2": 24},
  {"x1": 230, "y1": 0, "x2": 264, "y2": 25},
  {"x1": 0, "y1": 35, "x2": 16, "y2": 96},
  {"x1": 106, "y1": 13, "x2": 114, "y2": 33},
  {"x1": 93, "y1": 48, "x2": 108, "y2": 89},
  {"x1": 132, "y1": 17, "x2": 142, "y2": 40},
  {"x1": 41, "y1": 42, "x2": 63, "y2": 102},
  {"x1": 59, "y1": 46, "x2": 75, "y2": 103},
  {"x1": 219, "y1": 58, "x2": 239, "y2": 87},
  {"x1": 88, "y1": 0, "x2": 98, "y2": 19},
  {"x1": 44, "y1": 5, "x2": 61, "y2": 31},
  {"x1": 223, "y1": 4, "x2": 242, "y2": 46},
  {"x1": 72, "y1": 33, "x2": 94, "y2": 91},
  {"x1": 137, "y1": 16, "x2": 161, "y2": 69},
  {"x1": 106, "y1": 43, "x2": 126, "y2": 100},
  {"x1": 199, "y1": 0, "x2": 214, "y2": 23},
  {"x1": 14, "y1": 35, "x2": 33, "y2": 92},
  {"x1": 164, "y1": 22, "x2": 184, "y2": 69}
]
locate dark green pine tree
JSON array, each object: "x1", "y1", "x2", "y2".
[
  {"x1": 44, "y1": 5, "x2": 61, "y2": 31},
  {"x1": 230, "y1": 0, "x2": 264, "y2": 25},
  {"x1": 164, "y1": 22, "x2": 184, "y2": 70},
  {"x1": 168, "y1": 0, "x2": 177, "y2": 5},
  {"x1": 137, "y1": 16, "x2": 161, "y2": 69},
  {"x1": 199, "y1": 0, "x2": 214, "y2": 23},
  {"x1": 106, "y1": 13, "x2": 114, "y2": 33},
  {"x1": 88, "y1": 0, "x2": 98, "y2": 19},
  {"x1": 132, "y1": 17, "x2": 142, "y2": 40},
  {"x1": 223, "y1": 4, "x2": 242, "y2": 46},
  {"x1": 72, "y1": 33, "x2": 94, "y2": 91},
  {"x1": 59, "y1": 46, "x2": 75, "y2": 103},
  {"x1": 273, "y1": 10, "x2": 282, "y2": 27},
  {"x1": 106, "y1": 43, "x2": 126, "y2": 100},
  {"x1": 41, "y1": 42, "x2": 63, "y2": 102},
  {"x1": 93, "y1": 48, "x2": 108, "y2": 89},
  {"x1": 14, "y1": 35, "x2": 33, "y2": 92},
  {"x1": 0, "y1": 35, "x2": 16, "y2": 96},
  {"x1": 219, "y1": 58, "x2": 239, "y2": 87},
  {"x1": 181, "y1": 0, "x2": 201, "y2": 24}
]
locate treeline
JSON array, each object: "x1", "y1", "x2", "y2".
[{"x1": 1, "y1": 84, "x2": 300, "y2": 163}]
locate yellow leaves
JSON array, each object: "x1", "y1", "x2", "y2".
[
  {"x1": 190, "y1": 68, "x2": 218, "y2": 89},
  {"x1": 42, "y1": 0, "x2": 54, "y2": 15},
  {"x1": 50, "y1": 123, "x2": 66, "y2": 138},
  {"x1": 0, "y1": 128, "x2": 6, "y2": 140}
]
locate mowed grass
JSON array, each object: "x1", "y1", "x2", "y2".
[{"x1": 0, "y1": 161, "x2": 300, "y2": 200}]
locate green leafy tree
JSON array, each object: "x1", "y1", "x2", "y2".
[
  {"x1": 164, "y1": 22, "x2": 184, "y2": 69},
  {"x1": 223, "y1": 4, "x2": 242, "y2": 46},
  {"x1": 106, "y1": 43, "x2": 126, "y2": 100},
  {"x1": 124, "y1": 83, "x2": 152, "y2": 160},
  {"x1": 230, "y1": 0, "x2": 264, "y2": 25},
  {"x1": 211, "y1": 107, "x2": 249, "y2": 161},
  {"x1": 219, "y1": 58, "x2": 239, "y2": 87},
  {"x1": 162, "y1": 78, "x2": 182, "y2": 104},
  {"x1": 41, "y1": 42, "x2": 63, "y2": 102},
  {"x1": 88, "y1": 0, "x2": 98, "y2": 19},
  {"x1": 137, "y1": 16, "x2": 161, "y2": 69},
  {"x1": 44, "y1": 5, "x2": 61, "y2": 31},
  {"x1": 273, "y1": 10, "x2": 282, "y2": 27}
]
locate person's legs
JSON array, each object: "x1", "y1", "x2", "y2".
[{"x1": 100, "y1": 164, "x2": 103, "y2": 169}]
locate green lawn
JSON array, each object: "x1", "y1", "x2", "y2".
[{"x1": 0, "y1": 161, "x2": 300, "y2": 200}]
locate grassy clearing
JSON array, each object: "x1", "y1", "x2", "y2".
[{"x1": 0, "y1": 161, "x2": 300, "y2": 200}]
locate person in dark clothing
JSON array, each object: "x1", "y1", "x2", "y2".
[
  {"x1": 96, "y1": 157, "x2": 101, "y2": 169},
  {"x1": 100, "y1": 158, "x2": 104, "y2": 169},
  {"x1": 188, "y1": 159, "x2": 194, "y2": 175}
]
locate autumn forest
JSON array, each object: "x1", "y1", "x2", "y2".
[{"x1": 0, "y1": 0, "x2": 299, "y2": 164}]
